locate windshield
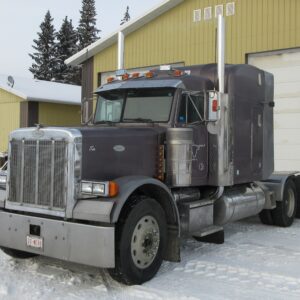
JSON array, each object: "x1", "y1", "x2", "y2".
[{"x1": 94, "y1": 88, "x2": 174, "y2": 123}]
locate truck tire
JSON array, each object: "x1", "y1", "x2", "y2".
[
  {"x1": 271, "y1": 179, "x2": 297, "y2": 227},
  {"x1": 0, "y1": 247, "x2": 38, "y2": 259},
  {"x1": 259, "y1": 210, "x2": 274, "y2": 225},
  {"x1": 109, "y1": 197, "x2": 167, "y2": 285}
]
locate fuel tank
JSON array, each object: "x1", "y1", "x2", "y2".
[
  {"x1": 79, "y1": 127, "x2": 165, "y2": 181},
  {"x1": 214, "y1": 184, "x2": 266, "y2": 225}
]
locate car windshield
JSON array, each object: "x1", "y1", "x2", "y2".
[
  {"x1": 94, "y1": 88, "x2": 174, "y2": 123},
  {"x1": 0, "y1": 162, "x2": 7, "y2": 171}
]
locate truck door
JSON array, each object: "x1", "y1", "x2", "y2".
[{"x1": 177, "y1": 92, "x2": 208, "y2": 185}]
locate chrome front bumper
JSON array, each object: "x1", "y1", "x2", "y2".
[{"x1": 0, "y1": 211, "x2": 115, "y2": 268}]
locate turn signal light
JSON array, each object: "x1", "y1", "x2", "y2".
[
  {"x1": 109, "y1": 181, "x2": 119, "y2": 197},
  {"x1": 156, "y1": 145, "x2": 165, "y2": 181},
  {"x1": 212, "y1": 99, "x2": 219, "y2": 112}
]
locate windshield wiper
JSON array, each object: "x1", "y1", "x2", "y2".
[
  {"x1": 123, "y1": 118, "x2": 154, "y2": 123},
  {"x1": 94, "y1": 120, "x2": 117, "y2": 125}
]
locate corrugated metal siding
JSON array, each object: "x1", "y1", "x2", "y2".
[
  {"x1": 38, "y1": 103, "x2": 81, "y2": 126},
  {"x1": 93, "y1": 45, "x2": 117, "y2": 89},
  {"x1": 0, "y1": 89, "x2": 22, "y2": 152},
  {"x1": 93, "y1": 0, "x2": 300, "y2": 90}
]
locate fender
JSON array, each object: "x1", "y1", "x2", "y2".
[
  {"x1": 262, "y1": 171, "x2": 300, "y2": 202},
  {"x1": 111, "y1": 176, "x2": 180, "y2": 228}
]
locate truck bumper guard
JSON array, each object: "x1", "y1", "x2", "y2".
[{"x1": 0, "y1": 211, "x2": 115, "y2": 268}]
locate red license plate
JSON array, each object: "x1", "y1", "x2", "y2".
[{"x1": 26, "y1": 236, "x2": 43, "y2": 250}]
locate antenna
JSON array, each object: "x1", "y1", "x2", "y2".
[{"x1": 7, "y1": 76, "x2": 14, "y2": 88}]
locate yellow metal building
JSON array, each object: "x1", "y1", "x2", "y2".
[
  {"x1": 0, "y1": 75, "x2": 81, "y2": 152},
  {"x1": 66, "y1": 0, "x2": 300, "y2": 171}
]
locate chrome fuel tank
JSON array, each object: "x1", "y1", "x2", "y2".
[{"x1": 214, "y1": 184, "x2": 265, "y2": 225}]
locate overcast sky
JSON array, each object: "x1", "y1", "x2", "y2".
[{"x1": 0, "y1": 0, "x2": 163, "y2": 78}]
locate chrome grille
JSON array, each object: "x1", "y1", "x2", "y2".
[{"x1": 9, "y1": 139, "x2": 68, "y2": 210}]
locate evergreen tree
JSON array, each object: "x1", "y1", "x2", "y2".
[
  {"x1": 29, "y1": 11, "x2": 57, "y2": 81},
  {"x1": 120, "y1": 6, "x2": 131, "y2": 25},
  {"x1": 77, "y1": 0, "x2": 100, "y2": 50},
  {"x1": 55, "y1": 17, "x2": 81, "y2": 85}
]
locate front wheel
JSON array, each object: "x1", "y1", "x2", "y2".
[{"x1": 109, "y1": 197, "x2": 167, "y2": 285}]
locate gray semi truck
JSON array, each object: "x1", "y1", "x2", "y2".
[{"x1": 0, "y1": 17, "x2": 299, "y2": 285}]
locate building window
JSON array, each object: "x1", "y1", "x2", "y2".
[
  {"x1": 226, "y1": 2, "x2": 235, "y2": 16},
  {"x1": 204, "y1": 7, "x2": 212, "y2": 21},
  {"x1": 193, "y1": 9, "x2": 201, "y2": 22},
  {"x1": 215, "y1": 5, "x2": 223, "y2": 18},
  {"x1": 97, "y1": 73, "x2": 102, "y2": 87}
]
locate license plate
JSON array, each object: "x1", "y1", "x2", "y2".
[{"x1": 26, "y1": 236, "x2": 43, "y2": 250}]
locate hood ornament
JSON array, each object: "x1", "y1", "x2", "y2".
[
  {"x1": 32, "y1": 124, "x2": 45, "y2": 138},
  {"x1": 34, "y1": 124, "x2": 44, "y2": 130}
]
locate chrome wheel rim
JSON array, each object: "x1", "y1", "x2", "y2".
[
  {"x1": 131, "y1": 215, "x2": 160, "y2": 269},
  {"x1": 286, "y1": 188, "x2": 296, "y2": 218}
]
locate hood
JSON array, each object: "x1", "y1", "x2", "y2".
[{"x1": 79, "y1": 127, "x2": 166, "y2": 181}]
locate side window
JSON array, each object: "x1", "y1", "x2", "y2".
[{"x1": 178, "y1": 93, "x2": 205, "y2": 124}]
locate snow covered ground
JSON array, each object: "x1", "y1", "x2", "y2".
[{"x1": 1, "y1": 216, "x2": 300, "y2": 300}]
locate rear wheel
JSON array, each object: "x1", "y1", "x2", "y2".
[
  {"x1": 271, "y1": 180, "x2": 297, "y2": 227},
  {"x1": 109, "y1": 197, "x2": 167, "y2": 285},
  {"x1": 0, "y1": 247, "x2": 38, "y2": 259}
]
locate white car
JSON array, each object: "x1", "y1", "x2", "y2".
[{"x1": 0, "y1": 161, "x2": 7, "y2": 190}]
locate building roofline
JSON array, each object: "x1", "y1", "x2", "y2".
[
  {"x1": 0, "y1": 85, "x2": 28, "y2": 100},
  {"x1": 65, "y1": 0, "x2": 184, "y2": 66},
  {"x1": 0, "y1": 81, "x2": 81, "y2": 105},
  {"x1": 27, "y1": 96, "x2": 80, "y2": 105}
]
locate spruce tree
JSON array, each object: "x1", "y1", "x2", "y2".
[
  {"x1": 29, "y1": 11, "x2": 57, "y2": 81},
  {"x1": 77, "y1": 0, "x2": 100, "y2": 50},
  {"x1": 55, "y1": 17, "x2": 81, "y2": 85},
  {"x1": 120, "y1": 6, "x2": 131, "y2": 25}
]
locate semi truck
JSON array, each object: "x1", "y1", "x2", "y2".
[{"x1": 0, "y1": 17, "x2": 299, "y2": 285}]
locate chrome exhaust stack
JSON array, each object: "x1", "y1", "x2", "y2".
[
  {"x1": 217, "y1": 15, "x2": 225, "y2": 93},
  {"x1": 117, "y1": 31, "x2": 125, "y2": 71}
]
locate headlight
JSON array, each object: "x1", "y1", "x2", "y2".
[
  {"x1": 80, "y1": 181, "x2": 118, "y2": 197},
  {"x1": 93, "y1": 183, "x2": 106, "y2": 195},
  {"x1": 0, "y1": 175, "x2": 7, "y2": 185},
  {"x1": 81, "y1": 181, "x2": 93, "y2": 194}
]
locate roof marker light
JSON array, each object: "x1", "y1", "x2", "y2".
[
  {"x1": 145, "y1": 71, "x2": 154, "y2": 78},
  {"x1": 131, "y1": 72, "x2": 140, "y2": 78},
  {"x1": 173, "y1": 70, "x2": 184, "y2": 77},
  {"x1": 107, "y1": 77, "x2": 115, "y2": 83},
  {"x1": 122, "y1": 73, "x2": 130, "y2": 81}
]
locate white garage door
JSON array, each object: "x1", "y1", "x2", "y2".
[{"x1": 248, "y1": 49, "x2": 300, "y2": 172}]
